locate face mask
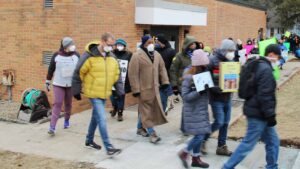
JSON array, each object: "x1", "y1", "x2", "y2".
[
  {"x1": 147, "y1": 44, "x2": 155, "y2": 52},
  {"x1": 68, "y1": 45, "x2": 76, "y2": 52},
  {"x1": 225, "y1": 52, "x2": 235, "y2": 60},
  {"x1": 117, "y1": 45, "x2": 124, "y2": 51},
  {"x1": 104, "y1": 46, "x2": 113, "y2": 53}
]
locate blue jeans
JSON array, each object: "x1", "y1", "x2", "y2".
[
  {"x1": 110, "y1": 92, "x2": 125, "y2": 110},
  {"x1": 137, "y1": 113, "x2": 155, "y2": 135},
  {"x1": 159, "y1": 85, "x2": 172, "y2": 112},
  {"x1": 223, "y1": 118, "x2": 279, "y2": 169},
  {"x1": 86, "y1": 98, "x2": 113, "y2": 151},
  {"x1": 205, "y1": 100, "x2": 232, "y2": 147},
  {"x1": 185, "y1": 134, "x2": 205, "y2": 157}
]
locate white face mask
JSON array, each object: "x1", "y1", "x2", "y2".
[
  {"x1": 147, "y1": 44, "x2": 155, "y2": 52},
  {"x1": 117, "y1": 45, "x2": 125, "y2": 51},
  {"x1": 68, "y1": 45, "x2": 76, "y2": 52},
  {"x1": 225, "y1": 51, "x2": 235, "y2": 60},
  {"x1": 104, "y1": 46, "x2": 113, "y2": 53}
]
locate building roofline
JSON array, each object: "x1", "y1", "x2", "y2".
[{"x1": 217, "y1": 0, "x2": 267, "y2": 11}]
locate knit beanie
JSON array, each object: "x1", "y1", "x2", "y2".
[
  {"x1": 141, "y1": 35, "x2": 152, "y2": 46},
  {"x1": 156, "y1": 34, "x2": 168, "y2": 45},
  {"x1": 221, "y1": 39, "x2": 236, "y2": 51},
  {"x1": 191, "y1": 49, "x2": 209, "y2": 66},
  {"x1": 115, "y1": 38, "x2": 127, "y2": 46},
  {"x1": 62, "y1": 37, "x2": 74, "y2": 48},
  {"x1": 265, "y1": 44, "x2": 282, "y2": 57}
]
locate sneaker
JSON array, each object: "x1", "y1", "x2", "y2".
[
  {"x1": 191, "y1": 156, "x2": 209, "y2": 168},
  {"x1": 64, "y1": 120, "x2": 70, "y2": 129},
  {"x1": 200, "y1": 141, "x2": 208, "y2": 155},
  {"x1": 107, "y1": 147, "x2": 122, "y2": 157},
  {"x1": 216, "y1": 145, "x2": 232, "y2": 156},
  {"x1": 48, "y1": 128, "x2": 55, "y2": 136},
  {"x1": 110, "y1": 109, "x2": 117, "y2": 117},
  {"x1": 137, "y1": 128, "x2": 149, "y2": 137},
  {"x1": 178, "y1": 150, "x2": 189, "y2": 169},
  {"x1": 85, "y1": 141, "x2": 102, "y2": 150},
  {"x1": 149, "y1": 133, "x2": 161, "y2": 144}
]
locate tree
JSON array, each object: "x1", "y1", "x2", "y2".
[{"x1": 276, "y1": 0, "x2": 300, "y2": 29}]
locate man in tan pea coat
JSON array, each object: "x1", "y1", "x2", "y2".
[{"x1": 128, "y1": 35, "x2": 169, "y2": 144}]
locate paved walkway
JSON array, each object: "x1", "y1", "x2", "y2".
[{"x1": 0, "y1": 62, "x2": 299, "y2": 169}]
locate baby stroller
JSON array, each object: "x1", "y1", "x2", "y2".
[{"x1": 18, "y1": 88, "x2": 51, "y2": 122}]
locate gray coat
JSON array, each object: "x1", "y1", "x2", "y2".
[{"x1": 181, "y1": 74, "x2": 211, "y2": 135}]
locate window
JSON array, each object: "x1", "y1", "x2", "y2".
[
  {"x1": 270, "y1": 28, "x2": 274, "y2": 37},
  {"x1": 44, "y1": 0, "x2": 53, "y2": 8},
  {"x1": 42, "y1": 51, "x2": 53, "y2": 67}
]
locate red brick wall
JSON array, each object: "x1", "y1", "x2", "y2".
[{"x1": 0, "y1": 0, "x2": 266, "y2": 113}]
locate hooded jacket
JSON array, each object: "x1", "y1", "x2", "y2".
[
  {"x1": 47, "y1": 43, "x2": 80, "y2": 87},
  {"x1": 72, "y1": 41, "x2": 120, "y2": 99},
  {"x1": 156, "y1": 41, "x2": 176, "y2": 78},
  {"x1": 208, "y1": 49, "x2": 233, "y2": 102},
  {"x1": 170, "y1": 36, "x2": 200, "y2": 89}
]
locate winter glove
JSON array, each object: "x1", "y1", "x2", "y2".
[
  {"x1": 210, "y1": 87, "x2": 223, "y2": 94},
  {"x1": 267, "y1": 116, "x2": 277, "y2": 127},
  {"x1": 112, "y1": 91, "x2": 121, "y2": 100},
  {"x1": 133, "y1": 93, "x2": 140, "y2": 97},
  {"x1": 74, "y1": 94, "x2": 82, "y2": 101},
  {"x1": 172, "y1": 86, "x2": 179, "y2": 95},
  {"x1": 199, "y1": 84, "x2": 209, "y2": 95},
  {"x1": 45, "y1": 80, "x2": 51, "y2": 92},
  {"x1": 160, "y1": 84, "x2": 169, "y2": 90}
]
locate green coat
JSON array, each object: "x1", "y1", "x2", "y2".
[{"x1": 169, "y1": 36, "x2": 200, "y2": 90}]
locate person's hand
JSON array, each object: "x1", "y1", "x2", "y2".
[
  {"x1": 160, "y1": 84, "x2": 169, "y2": 90},
  {"x1": 74, "y1": 94, "x2": 82, "y2": 100},
  {"x1": 172, "y1": 86, "x2": 179, "y2": 95},
  {"x1": 45, "y1": 80, "x2": 51, "y2": 92},
  {"x1": 133, "y1": 93, "x2": 140, "y2": 97},
  {"x1": 113, "y1": 91, "x2": 121, "y2": 100},
  {"x1": 199, "y1": 84, "x2": 209, "y2": 95},
  {"x1": 210, "y1": 87, "x2": 223, "y2": 94},
  {"x1": 267, "y1": 116, "x2": 277, "y2": 127}
]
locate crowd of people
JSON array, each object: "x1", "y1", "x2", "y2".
[{"x1": 45, "y1": 31, "x2": 291, "y2": 168}]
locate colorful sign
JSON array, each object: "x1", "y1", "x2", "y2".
[
  {"x1": 259, "y1": 38, "x2": 277, "y2": 56},
  {"x1": 219, "y1": 62, "x2": 241, "y2": 92}
]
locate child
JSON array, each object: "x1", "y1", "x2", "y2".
[{"x1": 178, "y1": 49, "x2": 211, "y2": 168}]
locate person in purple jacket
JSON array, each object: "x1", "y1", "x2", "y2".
[{"x1": 45, "y1": 37, "x2": 80, "y2": 136}]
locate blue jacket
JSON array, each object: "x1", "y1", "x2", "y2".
[
  {"x1": 243, "y1": 60, "x2": 276, "y2": 120},
  {"x1": 181, "y1": 74, "x2": 211, "y2": 135}
]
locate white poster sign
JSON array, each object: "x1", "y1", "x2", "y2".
[{"x1": 192, "y1": 72, "x2": 214, "y2": 92}]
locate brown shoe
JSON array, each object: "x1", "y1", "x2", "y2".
[
  {"x1": 216, "y1": 145, "x2": 232, "y2": 156},
  {"x1": 137, "y1": 128, "x2": 149, "y2": 137},
  {"x1": 149, "y1": 132, "x2": 161, "y2": 144},
  {"x1": 191, "y1": 156, "x2": 209, "y2": 168},
  {"x1": 200, "y1": 141, "x2": 208, "y2": 155},
  {"x1": 178, "y1": 150, "x2": 189, "y2": 169}
]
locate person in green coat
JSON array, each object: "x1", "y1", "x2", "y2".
[{"x1": 170, "y1": 36, "x2": 201, "y2": 95}]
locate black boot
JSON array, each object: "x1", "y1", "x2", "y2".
[
  {"x1": 117, "y1": 110, "x2": 123, "y2": 121},
  {"x1": 110, "y1": 108, "x2": 117, "y2": 117}
]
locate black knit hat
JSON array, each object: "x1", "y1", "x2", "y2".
[
  {"x1": 156, "y1": 34, "x2": 168, "y2": 45},
  {"x1": 265, "y1": 44, "x2": 281, "y2": 57}
]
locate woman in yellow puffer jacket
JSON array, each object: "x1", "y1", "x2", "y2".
[{"x1": 72, "y1": 32, "x2": 122, "y2": 157}]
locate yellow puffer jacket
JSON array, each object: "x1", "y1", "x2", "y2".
[{"x1": 79, "y1": 41, "x2": 120, "y2": 99}]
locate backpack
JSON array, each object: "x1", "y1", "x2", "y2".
[{"x1": 238, "y1": 57, "x2": 272, "y2": 99}]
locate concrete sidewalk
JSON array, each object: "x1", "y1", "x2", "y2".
[{"x1": 0, "y1": 101, "x2": 299, "y2": 169}]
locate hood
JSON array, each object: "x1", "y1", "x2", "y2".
[
  {"x1": 213, "y1": 49, "x2": 228, "y2": 61},
  {"x1": 85, "y1": 41, "x2": 102, "y2": 57},
  {"x1": 182, "y1": 36, "x2": 200, "y2": 51}
]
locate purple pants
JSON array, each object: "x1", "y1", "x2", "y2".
[{"x1": 50, "y1": 85, "x2": 72, "y2": 129}]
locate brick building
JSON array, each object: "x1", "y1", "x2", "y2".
[{"x1": 0, "y1": 0, "x2": 266, "y2": 113}]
